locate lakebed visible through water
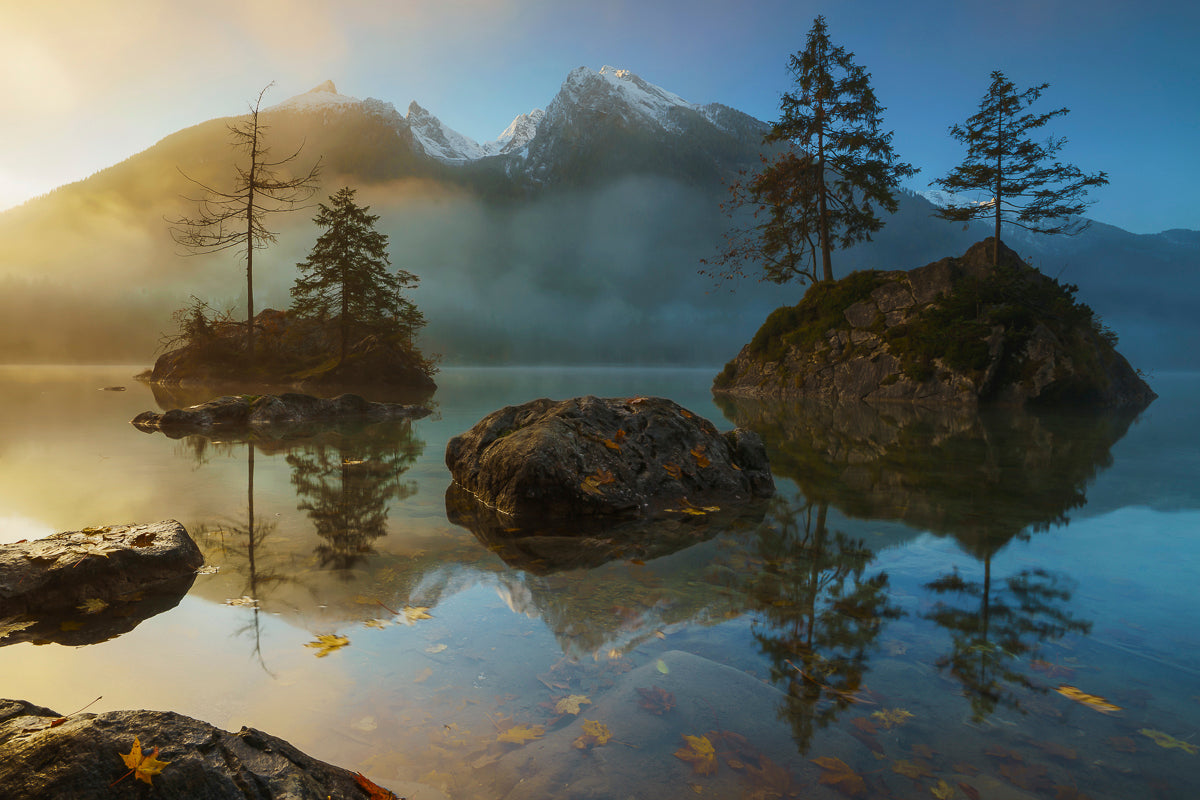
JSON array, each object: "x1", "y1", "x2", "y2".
[{"x1": 1, "y1": 365, "x2": 1198, "y2": 799}]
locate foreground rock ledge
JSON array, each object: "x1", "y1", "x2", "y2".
[
  {"x1": 0, "y1": 699, "x2": 391, "y2": 798},
  {"x1": 131, "y1": 391, "x2": 431, "y2": 435},
  {"x1": 445, "y1": 395, "x2": 774, "y2": 521},
  {"x1": 0, "y1": 521, "x2": 202, "y2": 617}
]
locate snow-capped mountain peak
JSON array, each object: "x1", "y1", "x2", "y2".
[
  {"x1": 481, "y1": 109, "x2": 545, "y2": 157},
  {"x1": 552, "y1": 65, "x2": 696, "y2": 131},
  {"x1": 405, "y1": 101, "x2": 487, "y2": 163},
  {"x1": 268, "y1": 80, "x2": 361, "y2": 113}
]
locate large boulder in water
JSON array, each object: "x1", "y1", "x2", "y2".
[
  {"x1": 445, "y1": 395, "x2": 774, "y2": 522},
  {"x1": 0, "y1": 699, "x2": 396, "y2": 798},
  {"x1": 714, "y1": 238, "x2": 1157, "y2": 408}
]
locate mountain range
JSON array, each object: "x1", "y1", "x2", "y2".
[{"x1": 0, "y1": 67, "x2": 1195, "y2": 370}]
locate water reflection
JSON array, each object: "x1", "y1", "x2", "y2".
[
  {"x1": 722, "y1": 497, "x2": 903, "y2": 751},
  {"x1": 718, "y1": 397, "x2": 1134, "y2": 721}
]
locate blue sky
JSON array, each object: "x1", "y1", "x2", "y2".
[{"x1": 2, "y1": 0, "x2": 1196, "y2": 233}]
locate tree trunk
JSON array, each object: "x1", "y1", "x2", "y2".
[
  {"x1": 817, "y1": 109, "x2": 833, "y2": 282},
  {"x1": 993, "y1": 107, "x2": 1003, "y2": 268},
  {"x1": 245, "y1": 119, "x2": 259, "y2": 366}
]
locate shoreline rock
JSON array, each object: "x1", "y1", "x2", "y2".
[
  {"x1": 445, "y1": 395, "x2": 774, "y2": 523},
  {"x1": 714, "y1": 238, "x2": 1157, "y2": 408},
  {"x1": 0, "y1": 698, "x2": 399, "y2": 798},
  {"x1": 0, "y1": 521, "x2": 202, "y2": 620},
  {"x1": 131, "y1": 392, "x2": 431, "y2": 436}
]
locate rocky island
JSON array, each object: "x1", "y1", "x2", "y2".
[{"x1": 714, "y1": 239, "x2": 1156, "y2": 408}]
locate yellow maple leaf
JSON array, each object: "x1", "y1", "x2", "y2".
[
  {"x1": 555, "y1": 694, "x2": 592, "y2": 715},
  {"x1": 674, "y1": 734, "x2": 717, "y2": 775},
  {"x1": 304, "y1": 634, "x2": 350, "y2": 657},
  {"x1": 572, "y1": 718, "x2": 613, "y2": 750},
  {"x1": 401, "y1": 606, "x2": 432, "y2": 624},
  {"x1": 871, "y1": 708, "x2": 915, "y2": 729},
  {"x1": 119, "y1": 736, "x2": 170, "y2": 785},
  {"x1": 497, "y1": 724, "x2": 545, "y2": 744}
]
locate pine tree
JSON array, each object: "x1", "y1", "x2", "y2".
[
  {"x1": 933, "y1": 71, "x2": 1109, "y2": 267},
  {"x1": 290, "y1": 187, "x2": 423, "y2": 364},
  {"x1": 705, "y1": 16, "x2": 914, "y2": 291},
  {"x1": 169, "y1": 83, "x2": 321, "y2": 363}
]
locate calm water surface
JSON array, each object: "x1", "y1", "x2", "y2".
[{"x1": 1, "y1": 365, "x2": 1198, "y2": 799}]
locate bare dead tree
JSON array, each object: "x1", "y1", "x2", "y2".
[{"x1": 169, "y1": 82, "x2": 321, "y2": 364}]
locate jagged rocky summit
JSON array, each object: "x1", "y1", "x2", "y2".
[
  {"x1": 714, "y1": 239, "x2": 1157, "y2": 408},
  {"x1": 445, "y1": 396, "x2": 774, "y2": 522}
]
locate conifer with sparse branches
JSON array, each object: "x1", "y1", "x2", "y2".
[{"x1": 933, "y1": 71, "x2": 1109, "y2": 266}]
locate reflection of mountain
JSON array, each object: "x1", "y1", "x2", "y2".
[{"x1": 716, "y1": 396, "x2": 1138, "y2": 557}]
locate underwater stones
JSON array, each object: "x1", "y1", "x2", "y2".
[
  {"x1": 0, "y1": 699, "x2": 387, "y2": 798},
  {"x1": 0, "y1": 521, "x2": 202, "y2": 618},
  {"x1": 445, "y1": 395, "x2": 774, "y2": 522},
  {"x1": 131, "y1": 391, "x2": 430, "y2": 435}
]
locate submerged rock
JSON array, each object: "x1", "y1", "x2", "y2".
[
  {"x1": 714, "y1": 238, "x2": 1156, "y2": 408},
  {"x1": 0, "y1": 521, "x2": 202, "y2": 619},
  {"x1": 445, "y1": 395, "x2": 774, "y2": 523},
  {"x1": 131, "y1": 391, "x2": 430, "y2": 436},
  {"x1": 0, "y1": 698, "x2": 394, "y2": 798}
]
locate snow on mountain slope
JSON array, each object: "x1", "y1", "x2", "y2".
[
  {"x1": 406, "y1": 101, "x2": 488, "y2": 162},
  {"x1": 482, "y1": 109, "x2": 545, "y2": 157},
  {"x1": 267, "y1": 80, "x2": 362, "y2": 113}
]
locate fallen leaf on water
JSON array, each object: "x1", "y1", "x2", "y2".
[
  {"x1": 1033, "y1": 740, "x2": 1078, "y2": 760},
  {"x1": 498, "y1": 724, "x2": 545, "y2": 745},
  {"x1": 1139, "y1": 728, "x2": 1198, "y2": 754},
  {"x1": 572, "y1": 719, "x2": 612, "y2": 750},
  {"x1": 654, "y1": 630, "x2": 667, "y2": 640},
  {"x1": 911, "y1": 743, "x2": 936, "y2": 760},
  {"x1": 304, "y1": 634, "x2": 349, "y2": 657},
  {"x1": 891, "y1": 758, "x2": 933, "y2": 780},
  {"x1": 78, "y1": 598, "x2": 108, "y2": 614},
  {"x1": 674, "y1": 734, "x2": 717, "y2": 775},
  {"x1": 1055, "y1": 685, "x2": 1121, "y2": 714},
  {"x1": 363, "y1": 619, "x2": 388, "y2": 629},
  {"x1": 931, "y1": 779, "x2": 956, "y2": 799},
  {"x1": 811, "y1": 756, "x2": 866, "y2": 797},
  {"x1": 425, "y1": 643, "x2": 448, "y2": 654},
  {"x1": 224, "y1": 596, "x2": 258, "y2": 607},
  {"x1": 354, "y1": 771, "x2": 400, "y2": 799},
  {"x1": 555, "y1": 695, "x2": 592, "y2": 715},
  {"x1": 871, "y1": 708, "x2": 914, "y2": 729},
  {"x1": 958, "y1": 782, "x2": 980, "y2": 800},
  {"x1": 636, "y1": 686, "x2": 676, "y2": 715},
  {"x1": 413, "y1": 667, "x2": 434, "y2": 683},
  {"x1": 116, "y1": 736, "x2": 169, "y2": 786},
  {"x1": 401, "y1": 606, "x2": 432, "y2": 624},
  {"x1": 655, "y1": 659, "x2": 670, "y2": 674}
]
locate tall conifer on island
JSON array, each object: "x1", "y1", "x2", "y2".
[
  {"x1": 290, "y1": 187, "x2": 423, "y2": 365},
  {"x1": 703, "y1": 16, "x2": 914, "y2": 290},
  {"x1": 933, "y1": 71, "x2": 1109, "y2": 267},
  {"x1": 169, "y1": 83, "x2": 321, "y2": 365}
]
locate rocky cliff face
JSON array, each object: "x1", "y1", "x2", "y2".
[{"x1": 714, "y1": 239, "x2": 1156, "y2": 408}]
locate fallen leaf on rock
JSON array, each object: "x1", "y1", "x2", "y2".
[
  {"x1": 116, "y1": 736, "x2": 169, "y2": 786},
  {"x1": 354, "y1": 771, "x2": 399, "y2": 799},
  {"x1": 573, "y1": 719, "x2": 612, "y2": 750},
  {"x1": 304, "y1": 634, "x2": 349, "y2": 657},
  {"x1": 811, "y1": 756, "x2": 866, "y2": 797},
  {"x1": 402, "y1": 606, "x2": 432, "y2": 624},
  {"x1": 555, "y1": 695, "x2": 592, "y2": 715},
  {"x1": 497, "y1": 724, "x2": 545, "y2": 745},
  {"x1": 604, "y1": 438, "x2": 622, "y2": 451},
  {"x1": 690, "y1": 447, "x2": 711, "y2": 468},
  {"x1": 636, "y1": 686, "x2": 676, "y2": 715},
  {"x1": 674, "y1": 734, "x2": 717, "y2": 775},
  {"x1": 1139, "y1": 728, "x2": 1198, "y2": 754},
  {"x1": 78, "y1": 598, "x2": 108, "y2": 614},
  {"x1": 1054, "y1": 685, "x2": 1121, "y2": 713},
  {"x1": 871, "y1": 708, "x2": 914, "y2": 729},
  {"x1": 663, "y1": 463, "x2": 682, "y2": 479},
  {"x1": 581, "y1": 469, "x2": 616, "y2": 495}
]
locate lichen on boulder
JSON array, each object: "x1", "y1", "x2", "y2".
[
  {"x1": 714, "y1": 238, "x2": 1156, "y2": 408},
  {"x1": 445, "y1": 395, "x2": 774, "y2": 523}
]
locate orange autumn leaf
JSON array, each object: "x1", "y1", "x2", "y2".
[
  {"x1": 118, "y1": 736, "x2": 170, "y2": 786},
  {"x1": 554, "y1": 694, "x2": 592, "y2": 715},
  {"x1": 690, "y1": 447, "x2": 711, "y2": 468},
  {"x1": 662, "y1": 462, "x2": 682, "y2": 479},
  {"x1": 636, "y1": 686, "x2": 676, "y2": 715},
  {"x1": 604, "y1": 438, "x2": 621, "y2": 451},
  {"x1": 811, "y1": 756, "x2": 866, "y2": 797},
  {"x1": 890, "y1": 758, "x2": 932, "y2": 780},
  {"x1": 581, "y1": 469, "x2": 616, "y2": 495},
  {"x1": 674, "y1": 734, "x2": 717, "y2": 775},
  {"x1": 355, "y1": 771, "x2": 400, "y2": 799},
  {"x1": 497, "y1": 724, "x2": 545, "y2": 745},
  {"x1": 572, "y1": 719, "x2": 612, "y2": 750}
]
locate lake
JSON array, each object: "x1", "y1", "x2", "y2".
[{"x1": 1, "y1": 365, "x2": 1198, "y2": 799}]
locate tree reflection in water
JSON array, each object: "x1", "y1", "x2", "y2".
[
  {"x1": 286, "y1": 422, "x2": 423, "y2": 572},
  {"x1": 728, "y1": 496, "x2": 903, "y2": 752}
]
